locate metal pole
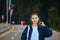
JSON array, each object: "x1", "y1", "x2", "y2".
[
  {"x1": 9, "y1": 0, "x2": 11, "y2": 24},
  {"x1": 6, "y1": 0, "x2": 8, "y2": 24},
  {"x1": 10, "y1": 12, "x2": 11, "y2": 24}
]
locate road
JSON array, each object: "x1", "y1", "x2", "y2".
[
  {"x1": 45, "y1": 30, "x2": 60, "y2": 40},
  {"x1": 0, "y1": 25, "x2": 60, "y2": 40},
  {"x1": 0, "y1": 25, "x2": 26, "y2": 40}
]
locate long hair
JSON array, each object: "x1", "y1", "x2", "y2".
[{"x1": 30, "y1": 12, "x2": 41, "y2": 25}]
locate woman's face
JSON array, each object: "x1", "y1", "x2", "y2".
[{"x1": 31, "y1": 15, "x2": 39, "y2": 24}]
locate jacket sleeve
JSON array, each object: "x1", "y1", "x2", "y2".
[
  {"x1": 42, "y1": 25, "x2": 53, "y2": 37},
  {"x1": 21, "y1": 26, "x2": 28, "y2": 40}
]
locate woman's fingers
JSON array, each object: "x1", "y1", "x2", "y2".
[{"x1": 39, "y1": 22, "x2": 46, "y2": 26}]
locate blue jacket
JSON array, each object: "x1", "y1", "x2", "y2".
[{"x1": 21, "y1": 25, "x2": 53, "y2": 40}]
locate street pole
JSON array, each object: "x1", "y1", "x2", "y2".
[
  {"x1": 9, "y1": 0, "x2": 11, "y2": 24},
  {"x1": 6, "y1": 0, "x2": 8, "y2": 24}
]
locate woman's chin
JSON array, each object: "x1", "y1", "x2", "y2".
[{"x1": 33, "y1": 22, "x2": 38, "y2": 24}]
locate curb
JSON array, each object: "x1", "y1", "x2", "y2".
[
  {"x1": 0, "y1": 26, "x2": 14, "y2": 39},
  {"x1": 52, "y1": 30, "x2": 60, "y2": 34}
]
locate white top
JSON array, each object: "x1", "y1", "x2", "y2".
[{"x1": 31, "y1": 26, "x2": 39, "y2": 40}]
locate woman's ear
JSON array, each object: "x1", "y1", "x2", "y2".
[
  {"x1": 30, "y1": 18, "x2": 33, "y2": 24},
  {"x1": 38, "y1": 17, "x2": 39, "y2": 20}
]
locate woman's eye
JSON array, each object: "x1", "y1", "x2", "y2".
[
  {"x1": 32, "y1": 18, "x2": 34, "y2": 19},
  {"x1": 32, "y1": 17, "x2": 37, "y2": 19}
]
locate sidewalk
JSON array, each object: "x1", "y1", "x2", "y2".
[
  {"x1": 45, "y1": 30, "x2": 60, "y2": 40},
  {"x1": 0, "y1": 23, "x2": 14, "y2": 38}
]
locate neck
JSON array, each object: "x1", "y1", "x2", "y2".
[{"x1": 32, "y1": 23, "x2": 37, "y2": 27}]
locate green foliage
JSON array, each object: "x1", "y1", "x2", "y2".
[{"x1": 48, "y1": 8, "x2": 60, "y2": 31}]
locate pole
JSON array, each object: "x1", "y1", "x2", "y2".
[
  {"x1": 10, "y1": 13, "x2": 11, "y2": 24},
  {"x1": 6, "y1": 0, "x2": 8, "y2": 24},
  {"x1": 9, "y1": 0, "x2": 11, "y2": 24}
]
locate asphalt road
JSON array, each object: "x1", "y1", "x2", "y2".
[
  {"x1": 0, "y1": 25, "x2": 60, "y2": 40},
  {"x1": 0, "y1": 25, "x2": 26, "y2": 40},
  {"x1": 45, "y1": 30, "x2": 60, "y2": 40}
]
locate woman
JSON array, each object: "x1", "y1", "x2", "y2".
[{"x1": 21, "y1": 12, "x2": 52, "y2": 40}]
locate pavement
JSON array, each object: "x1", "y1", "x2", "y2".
[
  {"x1": 0, "y1": 25, "x2": 25, "y2": 40},
  {"x1": 0, "y1": 23, "x2": 14, "y2": 38},
  {"x1": 45, "y1": 30, "x2": 60, "y2": 40},
  {"x1": 0, "y1": 25, "x2": 60, "y2": 40}
]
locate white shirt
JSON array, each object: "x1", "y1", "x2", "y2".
[{"x1": 31, "y1": 26, "x2": 39, "y2": 40}]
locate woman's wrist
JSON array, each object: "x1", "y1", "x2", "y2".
[
  {"x1": 39, "y1": 22, "x2": 46, "y2": 27},
  {"x1": 42, "y1": 25, "x2": 46, "y2": 27}
]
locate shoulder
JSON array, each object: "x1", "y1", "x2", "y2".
[
  {"x1": 22, "y1": 25, "x2": 28, "y2": 33},
  {"x1": 38, "y1": 25, "x2": 49, "y2": 30},
  {"x1": 38, "y1": 25, "x2": 43, "y2": 28},
  {"x1": 38, "y1": 25, "x2": 48, "y2": 28},
  {"x1": 24, "y1": 25, "x2": 31, "y2": 30}
]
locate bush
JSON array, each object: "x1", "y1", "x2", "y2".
[{"x1": 48, "y1": 8, "x2": 60, "y2": 32}]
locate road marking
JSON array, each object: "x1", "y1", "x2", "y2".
[
  {"x1": 14, "y1": 34, "x2": 17, "y2": 36},
  {"x1": 11, "y1": 37, "x2": 14, "y2": 39}
]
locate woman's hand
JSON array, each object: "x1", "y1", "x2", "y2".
[{"x1": 39, "y1": 22, "x2": 46, "y2": 27}]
